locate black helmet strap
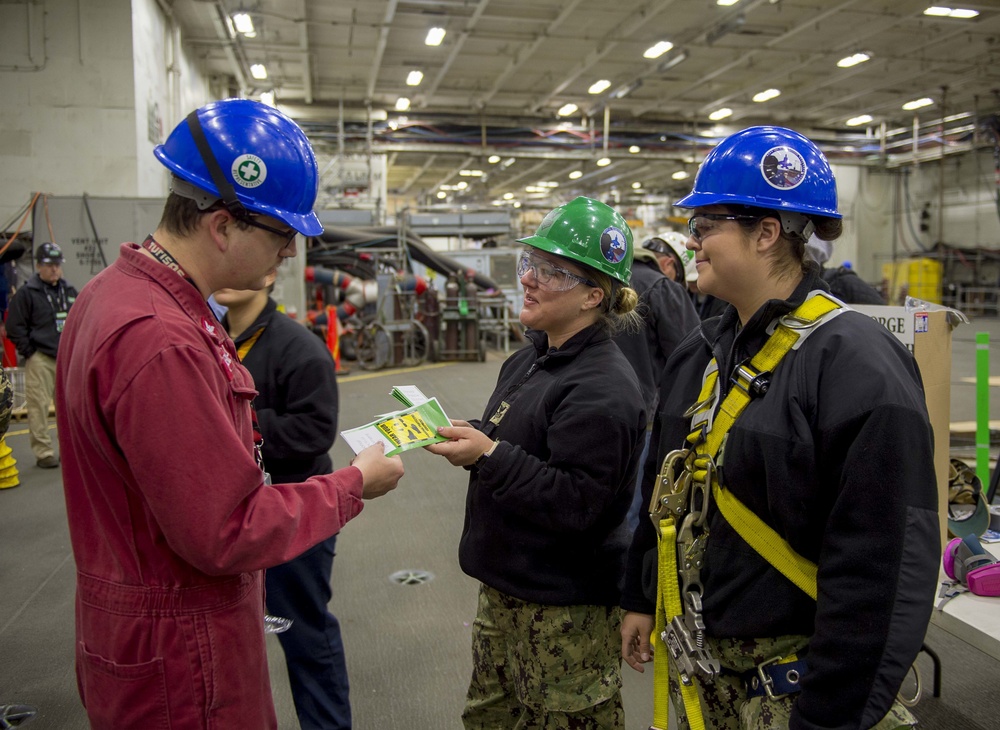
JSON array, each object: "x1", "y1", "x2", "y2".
[{"x1": 185, "y1": 110, "x2": 248, "y2": 220}]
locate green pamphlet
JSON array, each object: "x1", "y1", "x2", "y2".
[{"x1": 340, "y1": 386, "x2": 450, "y2": 457}]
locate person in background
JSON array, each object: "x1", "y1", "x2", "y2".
[
  {"x1": 805, "y1": 234, "x2": 886, "y2": 305},
  {"x1": 6, "y1": 242, "x2": 76, "y2": 468},
  {"x1": 621, "y1": 126, "x2": 938, "y2": 730},
  {"x1": 614, "y1": 245, "x2": 699, "y2": 531},
  {"x1": 215, "y1": 275, "x2": 352, "y2": 730},
  {"x1": 55, "y1": 99, "x2": 404, "y2": 730},
  {"x1": 642, "y1": 232, "x2": 696, "y2": 286},
  {"x1": 426, "y1": 197, "x2": 647, "y2": 729}
]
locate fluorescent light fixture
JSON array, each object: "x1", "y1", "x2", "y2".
[
  {"x1": 557, "y1": 103, "x2": 578, "y2": 116},
  {"x1": 503, "y1": 192, "x2": 514, "y2": 200},
  {"x1": 525, "y1": 186, "x2": 542, "y2": 193},
  {"x1": 708, "y1": 107, "x2": 732, "y2": 121},
  {"x1": 902, "y1": 97, "x2": 933, "y2": 111},
  {"x1": 837, "y1": 52, "x2": 871, "y2": 68},
  {"x1": 406, "y1": 70, "x2": 423, "y2": 86},
  {"x1": 672, "y1": 170, "x2": 690, "y2": 180},
  {"x1": 503, "y1": 158, "x2": 516, "y2": 167},
  {"x1": 250, "y1": 64, "x2": 267, "y2": 80},
  {"x1": 488, "y1": 155, "x2": 501, "y2": 164},
  {"x1": 596, "y1": 157, "x2": 611, "y2": 167},
  {"x1": 259, "y1": 91, "x2": 275, "y2": 107},
  {"x1": 752, "y1": 88, "x2": 781, "y2": 102},
  {"x1": 539, "y1": 181, "x2": 559, "y2": 188},
  {"x1": 425, "y1": 27, "x2": 446, "y2": 46},
  {"x1": 629, "y1": 145, "x2": 641, "y2": 154},
  {"x1": 846, "y1": 114, "x2": 873, "y2": 126},
  {"x1": 456, "y1": 181, "x2": 468, "y2": 190},
  {"x1": 632, "y1": 182, "x2": 642, "y2": 189},
  {"x1": 232, "y1": 13, "x2": 254, "y2": 35},
  {"x1": 717, "y1": 0, "x2": 740, "y2": 5},
  {"x1": 569, "y1": 170, "x2": 583, "y2": 180},
  {"x1": 513, "y1": 202, "x2": 521, "y2": 208},
  {"x1": 588, "y1": 79, "x2": 611, "y2": 94},
  {"x1": 459, "y1": 169, "x2": 484, "y2": 177},
  {"x1": 643, "y1": 41, "x2": 674, "y2": 59},
  {"x1": 924, "y1": 6, "x2": 979, "y2": 18},
  {"x1": 395, "y1": 97, "x2": 410, "y2": 111},
  {"x1": 436, "y1": 191, "x2": 447, "y2": 199}
]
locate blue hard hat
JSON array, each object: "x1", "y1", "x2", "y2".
[
  {"x1": 154, "y1": 99, "x2": 323, "y2": 236},
  {"x1": 676, "y1": 126, "x2": 841, "y2": 219}
]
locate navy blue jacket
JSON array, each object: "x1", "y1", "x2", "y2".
[
  {"x1": 7, "y1": 273, "x2": 77, "y2": 360},
  {"x1": 462, "y1": 324, "x2": 646, "y2": 606}
]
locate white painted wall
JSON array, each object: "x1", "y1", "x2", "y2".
[{"x1": 0, "y1": 0, "x2": 212, "y2": 231}]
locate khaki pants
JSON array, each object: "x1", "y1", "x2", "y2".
[{"x1": 24, "y1": 353, "x2": 56, "y2": 460}]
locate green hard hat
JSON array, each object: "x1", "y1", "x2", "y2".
[{"x1": 517, "y1": 196, "x2": 633, "y2": 285}]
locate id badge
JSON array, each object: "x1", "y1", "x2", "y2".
[{"x1": 56, "y1": 312, "x2": 68, "y2": 333}]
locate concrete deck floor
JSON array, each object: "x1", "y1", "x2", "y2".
[{"x1": 2, "y1": 314, "x2": 1000, "y2": 729}]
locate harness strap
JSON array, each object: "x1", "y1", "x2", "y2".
[{"x1": 653, "y1": 517, "x2": 705, "y2": 730}]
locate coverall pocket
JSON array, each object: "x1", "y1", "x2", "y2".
[{"x1": 78, "y1": 641, "x2": 171, "y2": 730}]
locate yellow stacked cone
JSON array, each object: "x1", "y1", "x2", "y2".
[{"x1": 0, "y1": 437, "x2": 20, "y2": 489}]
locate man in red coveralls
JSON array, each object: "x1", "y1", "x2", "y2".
[{"x1": 55, "y1": 99, "x2": 405, "y2": 730}]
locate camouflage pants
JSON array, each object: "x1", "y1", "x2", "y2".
[
  {"x1": 666, "y1": 635, "x2": 917, "y2": 730},
  {"x1": 462, "y1": 583, "x2": 625, "y2": 730}
]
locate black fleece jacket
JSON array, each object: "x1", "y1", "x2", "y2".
[
  {"x1": 226, "y1": 299, "x2": 338, "y2": 484},
  {"x1": 623, "y1": 272, "x2": 940, "y2": 730},
  {"x1": 7, "y1": 273, "x2": 77, "y2": 360},
  {"x1": 461, "y1": 324, "x2": 646, "y2": 606}
]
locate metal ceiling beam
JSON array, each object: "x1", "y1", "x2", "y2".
[
  {"x1": 399, "y1": 154, "x2": 438, "y2": 194},
  {"x1": 366, "y1": 0, "x2": 399, "y2": 102},
  {"x1": 299, "y1": 0, "x2": 313, "y2": 104},
  {"x1": 419, "y1": 0, "x2": 492, "y2": 107}
]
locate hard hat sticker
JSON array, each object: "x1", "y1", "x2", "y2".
[
  {"x1": 601, "y1": 226, "x2": 628, "y2": 264},
  {"x1": 760, "y1": 146, "x2": 806, "y2": 191},
  {"x1": 232, "y1": 154, "x2": 268, "y2": 189}
]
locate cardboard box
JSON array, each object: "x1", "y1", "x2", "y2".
[{"x1": 854, "y1": 306, "x2": 962, "y2": 546}]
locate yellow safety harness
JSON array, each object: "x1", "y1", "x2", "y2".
[{"x1": 648, "y1": 291, "x2": 845, "y2": 730}]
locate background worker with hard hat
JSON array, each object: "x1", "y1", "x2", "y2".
[
  {"x1": 55, "y1": 99, "x2": 404, "y2": 730},
  {"x1": 643, "y1": 232, "x2": 697, "y2": 286},
  {"x1": 427, "y1": 197, "x2": 647, "y2": 728},
  {"x1": 620, "y1": 127, "x2": 939, "y2": 730},
  {"x1": 6, "y1": 241, "x2": 76, "y2": 468}
]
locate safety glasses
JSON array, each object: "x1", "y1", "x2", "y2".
[
  {"x1": 242, "y1": 215, "x2": 298, "y2": 247},
  {"x1": 516, "y1": 250, "x2": 597, "y2": 291},
  {"x1": 687, "y1": 213, "x2": 763, "y2": 243}
]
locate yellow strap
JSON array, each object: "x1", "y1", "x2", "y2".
[
  {"x1": 688, "y1": 292, "x2": 841, "y2": 599},
  {"x1": 652, "y1": 518, "x2": 706, "y2": 730},
  {"x1": 237, "y1": 327, "x2": 265, "y2": 361}
]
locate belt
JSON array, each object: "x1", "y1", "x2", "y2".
[{"x1": 743, "y1": 655, "x2": 808, "y2": 699}]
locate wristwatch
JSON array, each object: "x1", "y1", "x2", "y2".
[{"x1": 474, "y1": 439, "x2": 499, "y2": 470}]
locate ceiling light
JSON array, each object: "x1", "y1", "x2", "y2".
[
  {"x1": 717, "y1": 0, "x2": 740, "y2": 5},
  {"x1": 459, "y1": 169, "x2": 484, "y2": 177},
  {"x1": 436, "y1": 191, "x2": 447, "y2": 199},
  {"x1": 632, "y1": 182, "x2": 642, "y2": 189},
  {"x1": 232, "y1": 13, "x2": 254, "y2": 35},
  {"x1": 425, "y1": 27, "x2": 446, "y2": 46},
  {"x1": 503, "y1": 158, "x2": 516, "y2": 167},
  {"x1": 588, "y1": 79, "x2": 611, "y2": 95},
  {"x1": 708, "y1": 107, "x2": 732, "y2": 121},
  {"x1": 513, "y1": 202, "x2": 521, "y2": 208},
  {"x1": 456, "y1": 181, "x2": 468, "y2": 190},
  {"x1": 259, "y1": 91, "x2": 275, "y2": 107},
  {"x1": 557, "y1": 103, "x2": 578, "y2": 117},
  {"x1": 250, "y1": 64, "x2": 267, "y2": 80},
  {"x1": 924, "y1": 6, "x2": 979, "y2": 18},
  {"x1": 752, "y1": 88, "x2": 781, "y2": 102},
  {"x1": 406, "y1": 70, "x2": 423, "y2": 86},
  {"x1": 643, "y1": 41, "x2": 674, "y2": 59},
  {"x1": 837, "y1": 52, "x2": 871, "y2": 68},
  {"x1": 672, "y1": 170, "x2": 690, "y2": 180},
  {"x1": 488, "y1": 155, "x2": 501, "y2": 164},
  {"x1": 395, "y1": 97, "x2": 410, "y2": 111},
  {"x1": 596, "y1": 157, "x2": 611, "y2": 167},
  {"x1": 525, "y1": 185, "x2": 542, "y2": 193},
  {"x1": 902, "y1": 97, "x2": 933, "y2": 111},
  {"x1": 569, "y1": 170, "x2": 583, "y2": 180},
  {"x1": 629, "y1": 145, "x2": 641, "y2": 154},
  {"x1": 657, "y1": 51, "x2": 688, "y2": 72},
  {"x1": 503, "y1": 192, "x2": 514, "y2": 200},
  {"x1": 846, "y1": 114, "x2": 873, "y2": 127}
]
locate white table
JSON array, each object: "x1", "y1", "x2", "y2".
[{"x1": 930, "y1": 588, "x2": 1000, "y2": 662}]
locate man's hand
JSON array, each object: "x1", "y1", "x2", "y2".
[
  {"x1": 351, "y1": 443, "x2": 404, "y2": 499},
  {"x1": 621, "y1": 611, "x2": 655, "y2": 673},
  {"x1": 424, "y1": 422, "x2": 495, "y2": 467}
]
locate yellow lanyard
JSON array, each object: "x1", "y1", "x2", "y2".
[{"x1": 237, "y1": 327, "x2": 265, "y2": 361}]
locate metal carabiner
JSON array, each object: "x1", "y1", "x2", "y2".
[{"x1": 649, "y1": 448, "x2": 691, "y2": 526}]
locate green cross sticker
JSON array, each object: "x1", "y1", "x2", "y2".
[{"x1": 230, "y1": 154, "x2": 267, "y2": 188}]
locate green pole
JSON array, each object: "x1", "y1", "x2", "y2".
[{"x1": 976, "y1": 332, "x2": 990, "y2": 492}]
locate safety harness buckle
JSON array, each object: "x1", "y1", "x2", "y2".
[
  {"x1": 746, "y1": 655, "x2": 807, "y2": 700},
  {"x1": 731, "y1": 362, "x2": 771, "y2": 399},
  {"x1": 649, "y1": 449, "x2": 692, "y2": 528}
]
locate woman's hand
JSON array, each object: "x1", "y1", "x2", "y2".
[
  {"x1": 424, "y1": 422, "x2": 495, "y2": 467},
  {"x1": 621, "y1": 611, "x2": 655, "y2": 673}
]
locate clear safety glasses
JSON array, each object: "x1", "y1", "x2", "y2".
[
  {"x1": 687, "y1": 213, "x2": 763, "y2": 243},
  {"x1": 516, "y1": 250, "x2": 597, "y2": 292}
]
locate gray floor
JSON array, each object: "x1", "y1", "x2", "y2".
[{"x1": 2, "y1": 314, "x2": 1000, "y2": 729}]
